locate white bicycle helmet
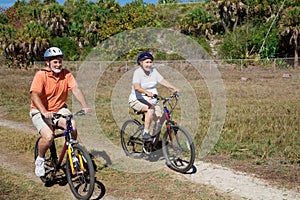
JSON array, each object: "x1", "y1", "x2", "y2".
[{"x1": 44, "y1": 47, "x2": 63, "y2": 59}]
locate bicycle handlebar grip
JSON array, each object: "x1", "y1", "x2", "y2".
[
  {"x1": 174, "y1": 91, "x2": 180, "y2": 97},
  {"x1": 75, "y1": 110, "x2": 86, "y2": 116}
]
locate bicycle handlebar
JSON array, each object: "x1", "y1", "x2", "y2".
[
  {"x1": 52, "y1": 110, "x2": 86, "y2": 119},
  {"x1": 153, "y1": 92, "x2": 180, "y2": 104}
]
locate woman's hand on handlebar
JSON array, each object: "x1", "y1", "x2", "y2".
[
  {"x1": 173, "y1": 87, "x2": 180, "y2": 93},
  {"x1": 145, "y1": 91, "x2": 154, "y2": 97},
  {"x1": 81, "y1": 107, "x2": 92, "y2": 114}
]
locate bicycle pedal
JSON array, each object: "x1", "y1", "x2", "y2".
[
  {"x1": 44, "y1": 166, "x2": 54, "y2": 171},
  {"x1": 142, "y1": 143, "x2": 152, "y2": 155},
  {"x1": 143, "y1": 147, "x2": 151, "y2": 155}
]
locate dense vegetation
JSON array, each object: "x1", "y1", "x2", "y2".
[{"x1": 0, "y1": 0, "x2": 299, "y2": 68}]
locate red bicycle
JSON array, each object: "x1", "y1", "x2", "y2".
[{"x1": 34, "y1": 110, "x2": 95, "y2": 200}]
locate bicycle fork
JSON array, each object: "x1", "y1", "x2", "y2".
[
  {"x1": 67, "y1": 144, "x2": 86, "y2": 175},
  {"x1": 166, "y1": 121, "x2": 179, "y2": 148}
]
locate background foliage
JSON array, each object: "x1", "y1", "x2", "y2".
[{"x1": 0, "y1": 0, "x2": 299, "y2": 68}]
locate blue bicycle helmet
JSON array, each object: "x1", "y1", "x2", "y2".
[
  {"x1": 137, "y1": 52, "x2": 154, "y2": 65},
  {"x1": 44, "y1": 47, "x2": 63, "y2": 60}
]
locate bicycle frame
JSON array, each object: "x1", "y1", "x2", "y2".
[
  {"x1": 35, "y1": 110, "x2": 95, "y2": 199},
  {"x1": 121, "y1": 92, "x2": 195, "y2": 173},
  {"x1": 140, "y1": 93, "x2": 178, "y2": 144},
  {"x1": 161, "y1": 94, "x2": 178, "y2": 143},
  {"x1": 52, "y1": 114, "x2": 85, "y2": 175}
]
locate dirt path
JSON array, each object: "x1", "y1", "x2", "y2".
[
  {"x1": 0, "y1": 127, "x2": 75, "y2": 200},
  {"x1": 0, "y1": 119, "x2": 299, "y2": 200},
  {"x1": 177, "y1": 162, "x2": 299, "y2": 200}
]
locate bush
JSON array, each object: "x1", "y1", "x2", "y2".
[
  {"x1": 220, "y1": 22, "x2": 280, "y2": 59},
  {"x1": 50, "y1": 37, "x2": 79, "y2": 61}
]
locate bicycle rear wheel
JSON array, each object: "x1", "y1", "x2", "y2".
[
  {"x1": 34, "y1": 137, "x2": 57, "y2": 183},
  {"x1": 162, "y1": 125, "x2": 195, "y2": 173},
  {"x1": 120, "y1": 119, "x2": 144, "y2": 158},
  {"x1": 65, "y1": 144, "x2": 95, "y2": 200}
]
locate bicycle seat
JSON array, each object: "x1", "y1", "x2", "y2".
[
  {"x1": 135, "y1": 111, "x2": 145, "y2": 115},
  {"x1": 134, "y1": 110, "x2": 145, "y2": 122}
]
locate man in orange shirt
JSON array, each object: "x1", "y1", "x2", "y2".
[{"x1": 30, "y1": 47, "x2": 90, "y2": 177}]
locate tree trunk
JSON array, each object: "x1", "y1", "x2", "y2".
[
  {"x1": 294, "y1": 32, "x2": 299, "y2": 68},
  {"x1": 233, "y1": 16, "x2": 239, "y2": 34}
]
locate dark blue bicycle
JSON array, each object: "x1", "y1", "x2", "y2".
[{"x1": 120, "y1": 92, "x2": 195, "y2": 173}]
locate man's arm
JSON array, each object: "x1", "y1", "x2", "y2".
[
  {"x1": 72, "y1": 87, "x2": 91, "y2": 113},
  {"x1": 31, "y1": 91, "x2": 52, "y2": 118}
]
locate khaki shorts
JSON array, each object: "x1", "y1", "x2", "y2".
[
  {"x1": 129, "y1": 99, "x2": 161, "y2": 113},
  {"x1": 29, "y1": 108, "x2": 71, "y2": 133}
]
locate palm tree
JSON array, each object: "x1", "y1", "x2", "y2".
[
  {"x1": 215, "y1": 0, "x2": 247, "y2": 34},
  {"x1": 279, "y1": 6, "x2": 300, "y2": 68},
  {"x1": 40, "y1": 4, "x2": 70, "y2": 37},
  {"x1": 179, "y1": 7, "x2": 214, "y2": 38},
  {"x1": 16, "y1": 22, "x2": 50, "y2": 67}
]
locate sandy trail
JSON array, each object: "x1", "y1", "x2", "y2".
[{"x1": 0, "y1": 119, "x2": 299, "y2": 200}]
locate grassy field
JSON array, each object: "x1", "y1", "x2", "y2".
[
  {"x1": 0, "y1": 61, "x2": 299, "y2": 198},
  {"x1": 93, "y1": 61, "x2": 300, "y2": 162}
]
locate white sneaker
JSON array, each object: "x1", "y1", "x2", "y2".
[
  {"x1": 35, "y1": 156, "x2": 45, "y2": 177},
  {"x1": 142, "y1": 131, "x2": 153, "y2": 141}
]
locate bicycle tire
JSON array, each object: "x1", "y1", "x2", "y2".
[
  {"x1": 34, "y1": 137, "x2": 57, "y2": 183},
  {"x1": 162, "y1": 125, "x2": 195, "y2": 173},
  {"x1": 65, "y1": 144, "x2": 95, "y2": 200},
  {"x1": 120, "y1": 119, "x2": 144, "y2": 158}
]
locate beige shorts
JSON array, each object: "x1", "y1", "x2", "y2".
[
  {"x1": 129, "y1": 99, "x2": 161, "y2": 113},
  {"x1": 29, "y1": 108, "x2": 71, "y2": 133}
]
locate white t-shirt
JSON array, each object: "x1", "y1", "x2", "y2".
[{"x1": 129, "y1": 66, "x2": 164, "y2": 104}]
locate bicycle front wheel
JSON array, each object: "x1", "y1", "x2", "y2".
[
  {"x1": 65, "y1": 144, "x2": 95, "y2": 200},
  {"x1": 162, "y1": 125, "x2": 195, "y2": 173},
  {"x1": 120, "y1": 119, "x2": 144, "y2": 158}
]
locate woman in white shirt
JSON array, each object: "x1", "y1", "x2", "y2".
[{"x1": 129, "y1": 52, "x2": 180, "y2": 141}]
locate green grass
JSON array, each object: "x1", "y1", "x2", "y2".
[
  {"x1": 94, "y1": 62, "x2": 300, "y2": 164},
  {"x1": 0, "y1": 78, "x2": 233, "y2": 200},
  {"x1": 218, "y1": 74, "x2": 300, "y2": 162},
  {"x1": 0, "y1": 63, "x2": 299, "y2": 196},
  {"x1": 1, "y1": 65, "x2": 299, "y2": 163},
  {"x1": 0, "y1": 167, "x2": 64, "y2": 200}
]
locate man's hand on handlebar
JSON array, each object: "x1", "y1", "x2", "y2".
[{"x1": 42, "y1": 111, "x2": 53, "y2": 119}]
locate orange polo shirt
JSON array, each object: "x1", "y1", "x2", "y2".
[{"x1": 30, "y1": 67, "x2": 77, "y2": 112}]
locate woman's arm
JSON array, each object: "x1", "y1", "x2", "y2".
[
  {"x1": 133, "y1": 83, "x2": 154, "y2": 97},
  {"x1": 159, "y1": 79, "x2": 180, "y2": 92}
]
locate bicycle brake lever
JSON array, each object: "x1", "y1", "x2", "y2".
[{"x1": 53, "y1": 113, "x2": 62, "y2": 119}]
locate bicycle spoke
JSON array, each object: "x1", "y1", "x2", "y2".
[
  {"x1": 162, "y1": 126, "x2": 195, "y2": 173},
  {"x1": 66, "y1": 144, "x2": 95, "y2": 199},
  {"x1": 121, "y1": 119, "x2": 145, "y2": 158}
]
